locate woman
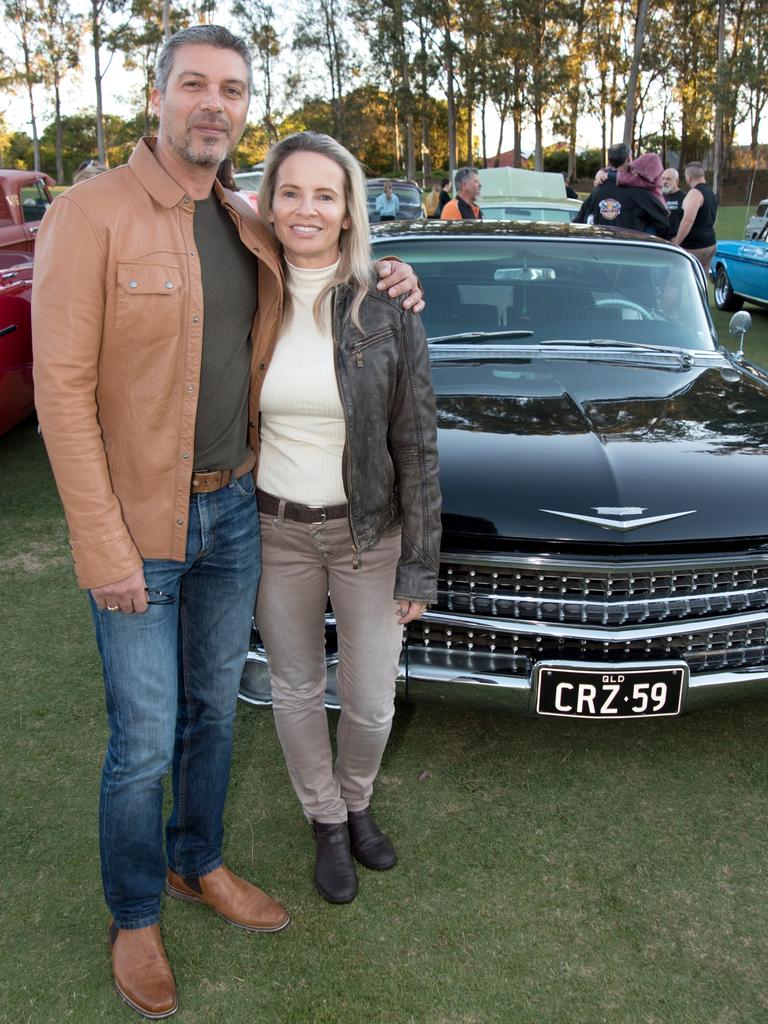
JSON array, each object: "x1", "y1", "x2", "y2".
[
  {"x1": 423, "y1": 182, "x2": 441, "y2": 218},
  {"x1": 254, "y1": 131, "x2": 441, "y2": 904}
]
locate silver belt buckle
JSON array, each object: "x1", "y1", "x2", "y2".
[{"x1": 306, "y1": 504, "x2": 327, "y2": 525}]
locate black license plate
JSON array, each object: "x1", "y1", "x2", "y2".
[{"x1": 534, "y1": 662, "x2": 687, "y2": 719}]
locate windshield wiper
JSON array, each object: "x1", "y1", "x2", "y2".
[
  {"x1": 539, "y1": 338, "x2": 694, "y2": 367},
  {"x1": 429, "y1": 329, "x2": 534, "y2": 343}
]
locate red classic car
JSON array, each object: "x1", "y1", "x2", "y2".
[
  {"x1": 0, "y1": 169, "x2": 54, "y2": 255},
  {"x1": 0, "y1": 251, "x2": 34, "y2": 436}
]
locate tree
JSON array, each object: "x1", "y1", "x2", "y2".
[
  {"x1": 739, "y1": 0, "x2": 768, "y2": 189},
  {"x1": 232, "y1": 0, "x2": 282, "y2": 143},
  {"x1": 117, "y1": 0, "x2": 191, "y2": 135},
  {"x1": 520, "y1": 0, "x2": 566, "y2": 171},
  {"x1": 293, "y1": 0, "x2": 354, "y2": 143},
  {"x1": 622, "y1": 0, "x2": 650, "y2": 145},
  {"x1": 4, "y1": 0, "x2": 44, "y2": 170},
  {"x1": 38, "y1": 0, "x2": 82, "y2": 183},
  {"x1": 90, "y1": 0, "x2": 127, "y2": 165},
  {"x1": 556, "y1": 0, "x2": 589, "y2": 181}
]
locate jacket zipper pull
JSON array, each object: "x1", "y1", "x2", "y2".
[
  {"x1": 352, "y1": 549, "x2": 360, "y2": 570},
  {"x1": 354, "y1": 344, "x2": 363, "y2": 368}
]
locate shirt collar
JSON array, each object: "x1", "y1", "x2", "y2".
[{"x1": 128, "y1": 137, "x2": 197, "y2": 209}]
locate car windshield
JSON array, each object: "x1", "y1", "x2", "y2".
[
  {"x1": 234, "y1": 172, "x2": 262, "y2": 191},
  {"x1": 481, "y1": 206, "x2": 576, "y2": 223},
  {"x1": 372, "y1": 237, "x2": 715, "y2": 351}
]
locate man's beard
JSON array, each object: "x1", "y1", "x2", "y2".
[{"x1": 168, "y1": 124, "x2": 233, "y2": 167}]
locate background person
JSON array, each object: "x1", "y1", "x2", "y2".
[
  {"x1": 440, "y1": 167, "x2": 483, "y2": 220},
  {"x1": 672, "y1": 162, "x2": 719, "y2": 273},
  {"x1": 593, "y1": 141, "x2": 631, "y2": 186},
  {"x1": 661, "y1": 167, "x2": 686, "y2": 235},
  {"x1": 375, "y1": 181, "x2": 400, "y2": 221},
  {"x1": 563, "y1": 172, "x2": 578, "y2": 199},
  {"x1": 255, "y1": 131, "x2": 441, "y2": 906},
  {"x1": 424, "y1": 182, "x2": 441, "y2": 218},
  {"x1": 437, "y1": 177, "x2": 451, "y2": 215},
  {"x1": 575, "y1": 153, "x2": 671, "y2": 237}
]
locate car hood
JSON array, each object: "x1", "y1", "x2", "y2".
[{"x1": 435, "y1": 356, "x2": 768, "y2": 545}]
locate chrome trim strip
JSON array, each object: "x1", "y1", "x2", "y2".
[
  {"x1": 420, "y1": 608, "x2": 768, "y2": 641},
  {"x1": 437, "y1": 585, "x2": 768, "y2": 606},
  {"x1": 438, "y1": 551, "x2": 768, "y2": 571}
]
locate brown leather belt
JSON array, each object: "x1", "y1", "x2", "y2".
[
  {"x1": 190, "y1": 451, "x2": 256, "y2": 495},
  {"x1": 256, "y1": 488, "x2": 348, "y2": 525}
]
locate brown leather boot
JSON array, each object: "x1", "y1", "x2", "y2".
[
  {"x1": 165, "y1": 865, "x2": 290, "y2": 933},
  {"x1": 109, "y1": 922, "x2": 177, "y2": 1020}
]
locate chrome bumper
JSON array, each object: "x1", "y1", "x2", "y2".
[
  {"x1": 240, "y1": 644, "x2": 768, "y2": 714},
  {"x1": 401, "y1": 647, "x2": 768, "y2": 713}
]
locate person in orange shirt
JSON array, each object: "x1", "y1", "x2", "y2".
[{"x1": 440, "y1": 167, "x2": 483, "y2": 220}]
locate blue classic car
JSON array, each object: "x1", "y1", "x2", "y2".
[{"x1": 711, "y1": 231, "x2": 768, "y2": 310}]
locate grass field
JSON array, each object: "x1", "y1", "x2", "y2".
[
  {"x1": 4, "y1": 383, "x2": 768, "y2": 1020},
  {"x1": 3, "y1": 209, "x2": 768, "y2": 1022}
]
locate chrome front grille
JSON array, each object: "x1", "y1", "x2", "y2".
[
  {"x1": 419, "y1": 554, "x2": 768, "y2": 675},
  {"x1": 439, "y1": 559, "x2": 768, "y2": 625}
]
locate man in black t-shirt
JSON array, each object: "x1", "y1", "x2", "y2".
[
  {"x1": 661, "y1": 167, "x2": 686, "y2": 236},
  {"x1": 673, "y1": 162, "x2": 719, "y2": 273}
]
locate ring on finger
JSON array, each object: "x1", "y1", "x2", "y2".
[{"x1": 106, "y1": 604, "x2": 120, "y2": 612}]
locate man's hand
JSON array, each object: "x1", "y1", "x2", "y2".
[
  {"x1": 374, "y1": 259, "x2": 425, "y2": 313},
  {"x1": 394, "y1": 599, "x2": 428, "y2": 625},
  {"x1": 91, "y1": 567, "x2": 149, "y2": 615},
  {"x1": 594, "y1": 169, "x2": 608, "y2": 187}
]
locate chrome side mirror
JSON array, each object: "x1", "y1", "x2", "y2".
[{"x1": 729, "y1": 310, "x2": 752, "y2": 362}]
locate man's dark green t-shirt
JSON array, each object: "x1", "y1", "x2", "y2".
[{"x1": 192, "y1": 194, "x2": 260, "y2": 472}]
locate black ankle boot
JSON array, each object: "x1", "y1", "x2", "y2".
[
  {"x1": 312, "y1": 821, "x2": 358, "y2": 903},
  {"x1": 347, "y1": 807, "x2": 397, "y2": 870}
]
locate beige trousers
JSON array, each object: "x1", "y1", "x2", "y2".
[{"x1": 256, "y1": 510, "x2": 403, "y2": 823}]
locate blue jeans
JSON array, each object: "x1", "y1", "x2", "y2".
[{"x1": 90, "y1": 471, "x2": 260, "y2": 929}]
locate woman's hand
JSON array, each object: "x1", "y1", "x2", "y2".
[
  {"x1": 374, "y1": 260, "x2": 425, "y2": 313},
  {"x1": 394, "y1": 599, "x2": 427, "y2": 625}
]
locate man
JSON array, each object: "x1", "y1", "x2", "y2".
[
  {"x1": 661, "y1": 166, "x2": 686, "y2": 235},
  {"x1": 440, "y1": 167, "x2": 483, "y2": 220},
  {"x1": 575, "y1": 148, "x2": 670, "y2": 238},
  {"x1": 375, "y1": 181, "x2": 400, "y2": 221},
  {"x1": 672, "y1": 161, "x2": 719, "y2": 273},
  {"x1": 593, "y1": 141, "x2": 631, "y2": 186},
  {"x1": 32, "y1": 25, "x2": 422, "y2": 1021}
]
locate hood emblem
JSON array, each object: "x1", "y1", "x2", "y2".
[{"x1": 540, "y1": 506, "x2": 696, "y2": 532}]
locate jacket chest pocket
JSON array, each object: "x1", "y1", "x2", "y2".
[
  {"x1": 347, "y1": 327, "x2": 395, "y2": 368},
  {"x1": 115, "y1": 263, "x2": 183, "y2": 347}
]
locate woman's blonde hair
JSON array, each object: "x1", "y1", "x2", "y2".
[{"x1": 258, "y1": 131, "x2": 372, "y2": 328}]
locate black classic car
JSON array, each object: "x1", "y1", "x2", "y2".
[{"x1": 241, "y1": 220, "x2": 768, "y2": 720}]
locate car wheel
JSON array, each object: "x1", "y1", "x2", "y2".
[{"x1": 714, "y1": 266, "x2": 743, "y2": 312}]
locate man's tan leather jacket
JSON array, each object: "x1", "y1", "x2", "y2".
[{"x1": 33, "y1": 139, "x2": 284, "y2": 588}]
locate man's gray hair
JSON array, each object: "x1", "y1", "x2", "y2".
[
  {"x1": 454, "y1": 167, "x2": 477, "y2": 191},
  {"x1": 155, "y1": 25, "x2": 254, "y2": 97},
  {"x1": 685, "y1": 161, "x2": 706, "y2": 179}
]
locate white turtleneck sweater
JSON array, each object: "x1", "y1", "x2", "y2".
[{"x1": 257, "y1": 259, "x2": 347, "y2": 505}]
